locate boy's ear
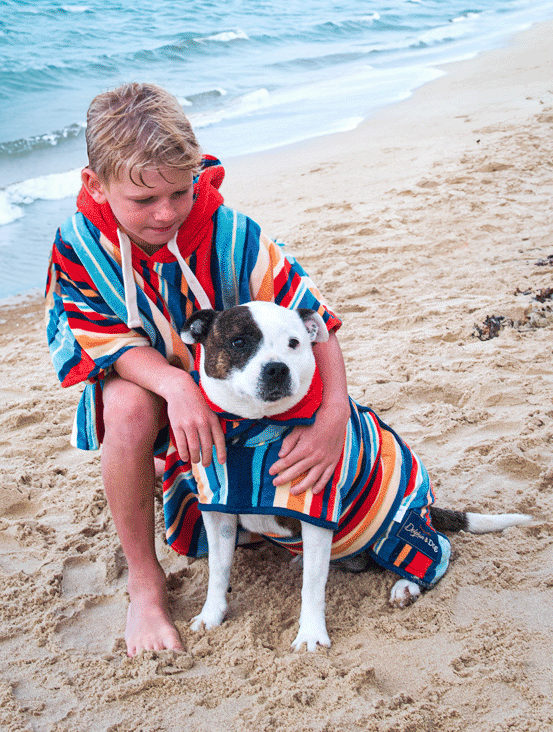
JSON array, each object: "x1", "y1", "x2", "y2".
[
  {"x1": 81, "y1": 168, "x2": 108, "y2": 204},
  {"x1": 181, "y1": 310, "x2": 218, "y2": 344}
]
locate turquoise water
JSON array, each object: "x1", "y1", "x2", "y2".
[{"x1": 1, "y1": 0, "x2": 553, "y2": 298}]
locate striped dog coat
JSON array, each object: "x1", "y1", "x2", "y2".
[{"x1": 166, "y1": 366, "x2": 451, "y2": 589}]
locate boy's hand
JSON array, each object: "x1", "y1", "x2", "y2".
[
  {"x1": 163, "y1": 373, "x2": 227, "y2": 467},
  {"x1": 268, "y1": 330, "x2": 350, "y2": 496},
  {"x1": 268, "y1": 402, "x2": 349, "y2": 495},
  {"x1": 113, "y1": 346, "x2": 226, "y2": 467}
]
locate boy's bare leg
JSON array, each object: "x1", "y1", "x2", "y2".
[{"x1": 101, "y1": 374, "x2": 184, "y2": 657}]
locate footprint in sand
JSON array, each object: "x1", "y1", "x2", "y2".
[
  {"x1": 55, "y1": 594, "x2": 125, "y2": 653},
  {"x1": 61, "y1": 555, "x2": 108, "y2": 598},
  {"x1": 0, "y1": 527, "x2": 45, "y2": 574},
  {"x1": 55, "y1": 556, "x2": 127, "y2": 652}
]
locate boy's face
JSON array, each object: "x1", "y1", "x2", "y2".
[{"x1": 82, "y1": 166, "x2": 195, "y2": 249}]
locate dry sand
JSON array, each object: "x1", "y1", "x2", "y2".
[{"x1": 1, "y1": 19, "x2": 553, "y2": 732}]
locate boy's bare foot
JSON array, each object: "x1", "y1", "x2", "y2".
[{"x1": 125, "y1": 573, "x2": 185, "y2": 657}]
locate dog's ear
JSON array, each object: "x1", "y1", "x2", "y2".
[
  {"x1": 181, "y1": 309, "x2": 218, "y2": 344},
  {"x1": 297, "y1": 308, "x2": 329, "y2": 343}
]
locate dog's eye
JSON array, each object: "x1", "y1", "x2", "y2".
[
  {"x1": 288, "y1": 338, "x2": 300, "y2": 349},
  {"x1": 231, "y1": 337, "x2": 247, "y2": 350}
]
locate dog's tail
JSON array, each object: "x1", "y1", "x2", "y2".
[{"x1": 429, "y1": 506, "x2": 532, "y2": 534}]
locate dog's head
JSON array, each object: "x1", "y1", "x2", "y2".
[{"x1": 182, "y1": 302, "x2": 328, "y2": 418}]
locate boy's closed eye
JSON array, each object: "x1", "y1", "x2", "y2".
[{"x1": 133, "y1": 189, "x2": 190, "y2": 206}]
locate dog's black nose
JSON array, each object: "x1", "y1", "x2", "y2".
[
  {"x1": 259, "y1": 361, "x2": 292, "y2": 402},
  {"x1": 263, "y1": 361, "x2": 289, "y2": 382}
]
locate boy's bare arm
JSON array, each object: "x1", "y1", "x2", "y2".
[
  {"x1": 113, "y1": 346, "x2": 226, "y2": 466},
  {"x1": 268, "y1": 331, "x2": 350, "y2": 495}
]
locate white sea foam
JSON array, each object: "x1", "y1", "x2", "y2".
[
  {"x1": 202, "y1": 29, "x2": 249, "y2": 43},
  {"x1": 0, "y1": 169, "x2": 82, "y2": 227},
  {"x1": 194, "y1": 60, "x2": 443, "y2": 139},
  {"x1": 0, "y1": 193, "x2": 24, "y2": 227},
  {"x1": 416, "y1": 20, "x2": 474, "y2": 45},
  {"x1": 178, "y1": 88, "x2": 228, "y2": 109},
  {"x1": 195, "y1": 62, "x2": 444, "y2": 158},
  {"x1": 0, "y1": 122, "x2": 86, "y2": 156},
  {"x1": 452, "y1": 12, "x2": 480, "y2": 24},
  {"x1": 190, "y1": 88, "x2": 271, "y2": 128}
]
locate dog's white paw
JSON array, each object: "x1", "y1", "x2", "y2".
[
  {"x1": 389, "y1": 579, "x2": 421, "y2": 608},
  {"x1": 191, "y1": 603, "x2": 227, "y2": 631},
  {"x1": 291, "y1": 620, "x2": 331, "y2": 652}
]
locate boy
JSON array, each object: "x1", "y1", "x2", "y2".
[{"x1": 46, "y1": 83, "x2": 351, "y2": 657}]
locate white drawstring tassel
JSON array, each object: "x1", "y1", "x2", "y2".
[
  {"x1": 117, "y1": 231, "x2": 212, "y2": 331},
  {"x1": 117, "y1": 229, "x2": 144, "y2": 329},
  {"x1": 167, "y1": 235, "x2": 212, "y2": 309}
]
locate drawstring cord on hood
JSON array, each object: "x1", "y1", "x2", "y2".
[
  {"x1": 118, "y1": 229, "x2": 143, "y2": 330},
  {"x1": 118, "y1": 229, "x2": 212, "y2": 330},
  {"x1": 167, "y1": 237, "x2": 212, "y2": 310}
]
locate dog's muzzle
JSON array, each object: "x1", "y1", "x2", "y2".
[{"x1": 257, "y1": 361, "x2": 292, "y2": 402}]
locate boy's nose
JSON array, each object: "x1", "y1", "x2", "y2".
[{"x1": 153, "y1": 200, "x2": 177, "y2": 222}]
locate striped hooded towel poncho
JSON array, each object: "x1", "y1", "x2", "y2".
[{"x1": 45, "y1": 156, "x2": 341, "y2": 558}]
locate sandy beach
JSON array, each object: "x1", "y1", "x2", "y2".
[{"x1": 1, "y1": 18, "x2": 553, "y2": 732}]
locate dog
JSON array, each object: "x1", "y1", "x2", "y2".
[{"x1": 182, "y1": 301, "x2": 531, "y2": 651}]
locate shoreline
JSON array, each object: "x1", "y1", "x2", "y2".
[
  {"x1": 1, "y1": 16, "x2": 553, "y2": 732},
  {"x1": 223, "y1": 17, "x2": 553, "y2": 230},
  {"x1": 1, "y1": 15, "x2": 553, "y2": 303}
]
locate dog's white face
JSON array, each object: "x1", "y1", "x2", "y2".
[{"x1": 182, "y1": 301, "x2": 329, "y2": 419}]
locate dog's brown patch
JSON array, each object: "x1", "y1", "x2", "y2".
[{"x1": 203, "y1": 307, "x2": 264, "y2": 379}]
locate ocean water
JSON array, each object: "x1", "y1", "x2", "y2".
[{"x1": 1, "y1": 0, "x2": 553, "y2": 300}]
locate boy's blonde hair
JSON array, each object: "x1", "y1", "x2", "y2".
[{"x1": 86, "y1": 82, "x2": 202, "y2": 185}]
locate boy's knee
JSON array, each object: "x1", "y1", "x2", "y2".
[{"x1": 103, "y1": 376, "x2": 164, "y2": 441}]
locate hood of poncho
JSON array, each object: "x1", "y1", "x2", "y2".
[
  {"x1": 75, "y1": 157, "x2": 225, "y2": 327},
  {"x1": 76, "y1": 155, "x2": 225, "y2": 260}
]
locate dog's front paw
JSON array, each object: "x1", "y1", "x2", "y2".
[
  {"x1": 389, "y1": 579, "x2": 421, "y2": 608},
  {"x1": 291, "y1": 621, "x2": 331, "y2": 652},
  {"x1": 191, "y1": 603, "x2": 227, "y2": 632}
]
